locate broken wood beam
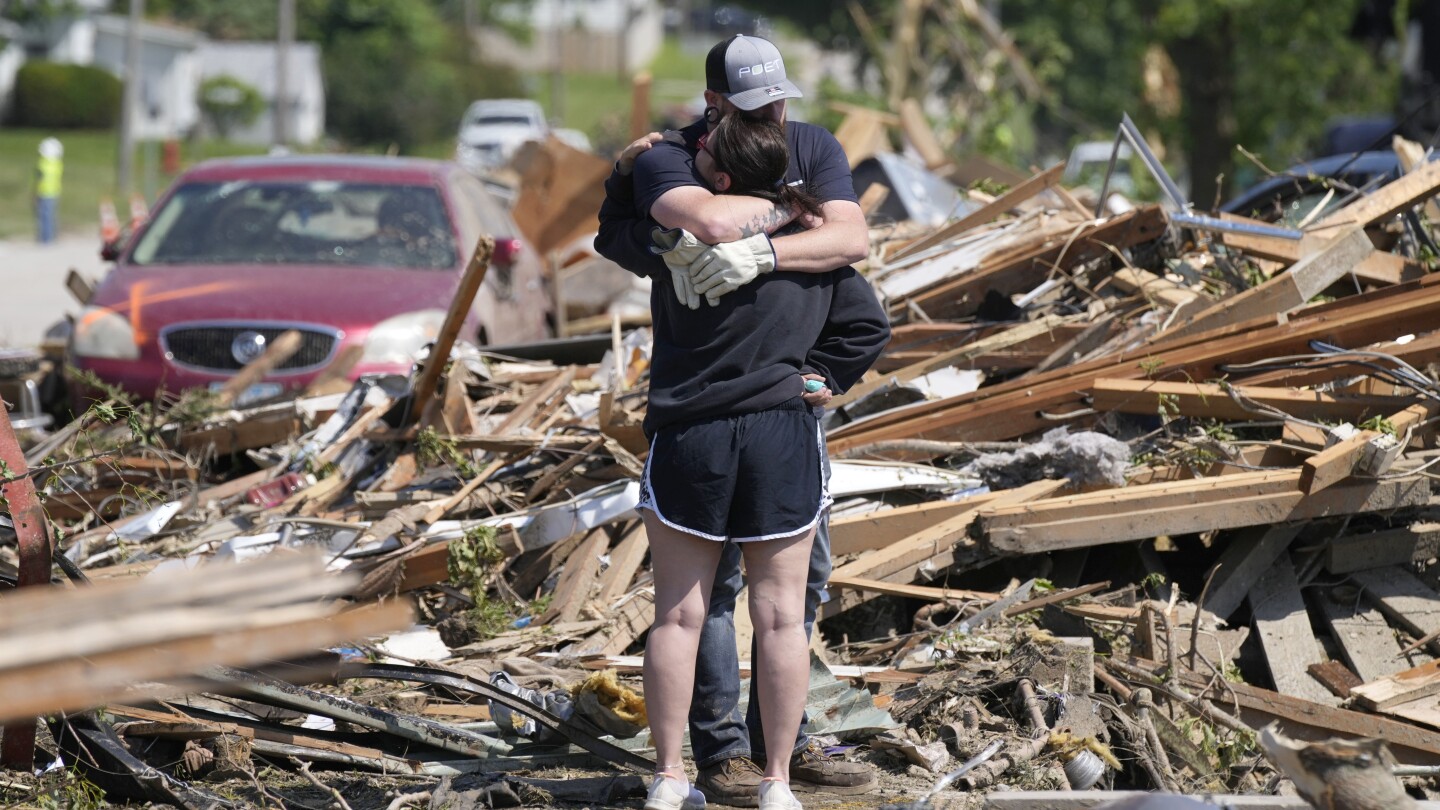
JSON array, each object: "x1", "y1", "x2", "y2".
[
  {"x1": 977, "y1": 472, "x2": 1428, "y2": 553},
  {"x1": 1163, "y1": 226, "x2": 1374, "y2": 339},
  {"x1": 407, "y1": 235, "x2": 494, "y2": 424},
  {"x1": 1300, "y1": 402, "x2": 1435, "y2": 493},
  {"x1": 887, "y1": 163, "x2": 1066, "y2": 262},
  {"x1": 1092, "y1": 378, "x2": 1409, "y2": 424}
]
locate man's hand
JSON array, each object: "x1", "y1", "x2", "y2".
[
  {"x1": 688, "y1": 233, "x2": 777, "y2": 303},
  {"x1": 615, "y1": 132, "x2": 663, "y2": 176},
  {"x1": 800, "y1": 373, "x2": 831, "y2": 408},
  {"x1": 650, "y1": 226, "x2": 712, "y2": 310}
]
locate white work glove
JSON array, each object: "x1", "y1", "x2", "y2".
[
  {"x1": 688, "y1": 233, "x2": 777, "y2": 303},
  {"x1": 650, "y1": 226, "x2": 710, "y2": 310}
]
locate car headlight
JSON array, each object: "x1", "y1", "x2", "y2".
[
  {"x1": 361, "y1": 310, "x2": 446, "y2": 365},
  {"x1": 72, "y1": 306, "x2": 140, "y2": 360}
]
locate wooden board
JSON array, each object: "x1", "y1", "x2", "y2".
[
  {"x1": 1203, "y1": 524, "x2": 1304, "y2": 620},
  {"x1": 829, "y1": 496, "x2": 999, "y2": 556},
  {"x1": 828, "y1": 269, "x2": 1440, "y2": 451},
  {"x1": 823, "y1": 479, "x2": 1065, "y2": 616},
  {"x1": 1163, "y1": 226, "x2": 1373, "y2": 339},
  {"x1": 1353, "y1": 658, "x2": 1440, "y2": 710},
  {"x1": 1316, "y1": 590, "x2": 1422, "y2": 684},
  {"x1": 1351, "y1": 566, "x2": 1440, "y2": 643},
  {"x1": 1247, "y1": 555, "x2": 1336, "y2": 705},
  {"x1": 1118, "y1": 657, "x2": 1440, "y2": 765},
  {"x1": 979, "y1": 476, "x2": 1428, "y2": 553},
  {"x1": 887, "y1": 163, "x2": 1065, "y2": 262},
  {"x1": 1092, "y1": 378, "x2": 1408, "y2": 424}
]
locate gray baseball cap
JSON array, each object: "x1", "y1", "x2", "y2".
[{"x1": 705, "y1": 35, "x2": 803, "y2": 111}]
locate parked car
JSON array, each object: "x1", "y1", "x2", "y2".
[
  {"x1": 1220, "y1": 150, "x2": 1408, "y2": 225},
  {"x1": 456, "y1": 99, "x2": 549, "y2": 173},
  {"x1": 70, "y1": 155, "x2": 552, "y2": 405}
]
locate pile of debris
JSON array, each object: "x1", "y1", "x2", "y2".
[{"x1": 8, "y1": 126, "x2": 1440, "y2": 809}]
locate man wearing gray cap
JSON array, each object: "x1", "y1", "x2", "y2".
[{"x1": 594, "y1": 33, "x2": 878, "y2": 808}]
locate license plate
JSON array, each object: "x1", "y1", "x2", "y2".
[{"x1": 209, "y1": 381, "x2": 284, "y2": 407}]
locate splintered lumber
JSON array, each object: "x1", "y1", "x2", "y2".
[
  {"x1": 888, "y1": 163, "x2": 1066, "y2": 262},
  {"x1": 576, "y1": 589, "x2": 654, "y2": 656},
  {"x1": 1115, "y1": 657, "x2": 1440, "y2": 765},
  {"x1": 1316, "y1": 590, "x2": 1421, "y2": 683},
  {"x1": 1109, "y1": 267, "x2": 1199, "y2": 310},
  {"x1": 409, "y1": 235, "x2": 494, "y2": 420},
  {"x1": 1247, "y1": 555, "x2": 1336, "y2": 705},
  {"x1": 829, "y1": 496, "x2": 1000, "y2": 556},
  {"x1": 1301, "y1": 402, "x2": 1436, "y2": 493},
  {"x1": 1326, "y1": 525, "x2": 1432, "y2": 574},
  {"x1": 1313, "y1": 157, "x2": 1440, "y2": 232},
  {"x1": 897, "y1": 206, "x2": 1168, "y2": 321},
  {"x1": 823, "y1": 479, "x2": 1064, "y2": 617},
  {"x1": 826, "y1": 575, "x2": 999, "y2": 603},
  {"x1": 594, "y1": 523, "x2": 649, "y2": 607},
  {"x1": 1164, "y1": 226, "x2": 1373, "y2": 339},
  {"x1": 829, "y1": 273, "x2": 1440, "y2": 449},
  {"x1": 0, "y1": 554, "x2": 413, "y2": 722},
  {"x1": 1202, "y1": 525, "x2": 1304, "y2": 620},
  {"x1": 1351, "y1": 567, "x2": 1440, "y2": 645},
  {"x1": 834, "y1": 315, "x2": 1072, "y2": 407},
  {"x1": 977, "y1": 471, "x2": 1428, "y2": 553},
  {"x1": 1353, "y1": 659, "x2": 1440, "y2": 710},
  {"x1": 539, "y1": 528, "x2": 608, "y2": 625},
  {"x1": 1092, "y1": 379, "x2": 1408, "y2": 424}
]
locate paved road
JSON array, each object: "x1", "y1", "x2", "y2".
[{"x1": 0, "y1": 235, "x2": 108, "y2": 349}]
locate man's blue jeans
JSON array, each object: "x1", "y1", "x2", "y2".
[
  {"x1": 35, "y1": 197, "x2": 57, "y2": 244},
  {"x1": 689, "y1": 448, "x2": 832, "y2": 768}
]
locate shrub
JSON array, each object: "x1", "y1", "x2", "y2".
[
  {"x1": 198, "y1": 74, "x2": 264, "y2": 139},
  {"x1": 11, "y1": 61, "x2": 122, "y2": 128}
]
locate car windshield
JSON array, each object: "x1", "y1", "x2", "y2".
[
  {"x1": 469, "y1": 115, "x2": 536, "y2": 127},
  {"x1": 129, "y1": 180, "x2": 459, "y2": 269}
]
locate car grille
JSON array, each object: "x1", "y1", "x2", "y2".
[{"x1": 162, "y1": 325, "x2": 337, "y2": 373}]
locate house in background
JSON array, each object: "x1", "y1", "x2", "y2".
[
  {"x1": 2, "y1": 6, "x2": 323, "y2": 145},
  {"x1": 20, "y1": 13, "x2": 202, "y2": 139},
  {"x1": 477, "y1": 0, "x2": 662, "y2": 76},
  {"x1": 195, "y1": 41, "x2": 325, "y2": 145}
]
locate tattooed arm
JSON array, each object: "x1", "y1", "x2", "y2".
[{"x1": 648, "y1": 184, "x2": 798, "y2": 244}]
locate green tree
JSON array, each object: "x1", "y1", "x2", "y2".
[{"x1": 748, "y1": 0, "x2": 1399, "y2": 206}]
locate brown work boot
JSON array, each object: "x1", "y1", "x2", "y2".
[
  {"x1": 789, "y1": 740, "x2": 879, "y2": 795},
  {"x1": 695, "y1": 755, "x2": 764, "y2": 807}
]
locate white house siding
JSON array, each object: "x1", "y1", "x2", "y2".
[{"x1": 196, "y1": 41, "x2": 325, "y2": 145}]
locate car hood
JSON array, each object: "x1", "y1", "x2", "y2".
[{"x1": 90, "y1": 263, "x2": 460, "y2": 337}]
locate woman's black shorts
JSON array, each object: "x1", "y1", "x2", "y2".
[{"x1": 638, "y1": 398, "x2": 827, "y2": 542}]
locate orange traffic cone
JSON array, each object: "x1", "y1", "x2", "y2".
[
  {"x1": 128, "y1": 194, "x2": 148, "y2": 231},
  {"x1": 99, "y1": 199, "x2": 120, "y2": 244}
]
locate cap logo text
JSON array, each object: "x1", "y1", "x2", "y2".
[{"x1": 737, "y1": 60, "x2": 781, "y2": 79}]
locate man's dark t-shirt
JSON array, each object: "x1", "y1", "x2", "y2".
[{"x1": 593, "y1": 117, "x2": 888, "y2": 437}]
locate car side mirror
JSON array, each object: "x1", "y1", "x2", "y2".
[{"x1": 100, "y1": 239, "x2": 122, "y2": 261}]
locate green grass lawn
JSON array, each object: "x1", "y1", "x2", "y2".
[{"x1": 0, "y1": 129, "x2": 268, "y2": 241}]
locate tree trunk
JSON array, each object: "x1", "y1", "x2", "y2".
[{"x1": 1166, "y1": 14, "x2": 1236, "y2": 209}]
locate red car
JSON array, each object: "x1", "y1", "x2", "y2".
[{"x1": 70, "y1": 156, "x2": 552, "y2": 405}]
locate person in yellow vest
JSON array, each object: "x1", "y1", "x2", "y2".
[{"x1": 34, "y1": 138, "x2": 63, "y2": 244}]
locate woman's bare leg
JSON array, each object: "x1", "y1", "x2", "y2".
[
  {"x1": 740, "y1": 528, "x2": 816, "y2": 784},
  {"x1": 642, "y1": 511, "x2": 726, "y2": 778}
]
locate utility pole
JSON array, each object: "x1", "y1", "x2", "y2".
[
  {"x1": 116, "y1": 0, "x2": 144, "y2": 195},
  {"x1": 274, "y1": 0, "x2": 294, "y2": 148}
]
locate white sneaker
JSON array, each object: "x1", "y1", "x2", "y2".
[
  {"x1": 759, "y1": 779, "x2": 803, "y2": 810},
  {"x1": 646, "y1": 774, "x2": 706, "y2": 810}
]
